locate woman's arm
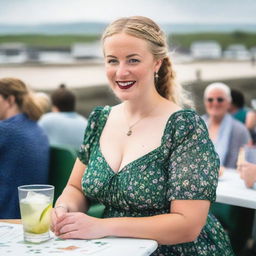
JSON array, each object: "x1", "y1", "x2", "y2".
[
  {"x1": 55, "y1": 158, "x2": 89, "y2": 212},
  {"x1": 51, "y1": 158, "x2": 89, "y2": 231},
  {"x1": 102, "y1": 200, "x2": 210, "y2": 244},
  {"x1": 55, "y1": 199, "x2": 210, "y2": 245}
]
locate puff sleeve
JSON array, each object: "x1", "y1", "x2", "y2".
[
  {"x1": 167, "y1": 111, "x2": 220, "y2": 202},
  {"x1": 78, "y1": 106, "x2": 104, "y2": 165}
]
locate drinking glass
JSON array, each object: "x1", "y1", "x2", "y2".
[{"x1": 18, "y1": 184, "x2": 54, "y2": 243}]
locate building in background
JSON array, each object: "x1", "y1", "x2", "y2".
[
  {"x1": 190, "y1": 41, "x2": 222, "y2": 60},
  {"x1": 223, "y1": 44, "x2": 251, "y2": 60},
  {"x1": 0, "y1": 43, "x2": 29, "y2": 63}
]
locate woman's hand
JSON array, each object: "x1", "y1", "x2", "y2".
[
  {"x1": 237, "y1": 161, "x2": 256, "y2": 188},
  {"x1": 54, "y1": 212, "x2": 106, "y2": 240},
  {"x1": 51, "y1": 205, "x2": 68, "y2": 233}
]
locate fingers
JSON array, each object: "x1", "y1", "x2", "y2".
[
  {"x1": 58, "y1": 230, "x2": 78, "y2": 240},
  {"x1": 54, "y1": 213, "x2": 74, "y2": 236},
  {"x1": 51, "y1": 207, "x2": 68, "y2": 232},
  {"x1": 56, "y1": 222, "x2": 77, "y2": 237},
  {"x1": 50, "y1": 209, "x2": 59, "y2": 232},
  {"x1": 55, "y1": 206, "x2": 68, "y2": 218}
]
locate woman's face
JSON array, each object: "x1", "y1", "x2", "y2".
[
  {"x1": 103, "y1": 33, "x2": 161, "y2": 101},
  {"x1": 0, "y1": 94, "x2": 10, "y2": 120},
  {"x1": 204, "y1": 88, "x2": 230, "y2": 119}
]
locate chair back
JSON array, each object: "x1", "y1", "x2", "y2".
[
  {"x1": 48, "y1": 144, "x2": 105, "y2": 218},
  {"x1": 48, "y1": 145, "x2": 77, "y2": 203}
]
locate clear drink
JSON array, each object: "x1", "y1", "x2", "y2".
[{"x1": 18, "y1": 185, "x2": 54, "y2": 243}]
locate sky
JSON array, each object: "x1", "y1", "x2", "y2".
[{"x1": 0, "y1": 0, "x2": 256, "y2": 25}]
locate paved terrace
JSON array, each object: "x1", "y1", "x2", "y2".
[{"x1": 0, "y1": 61, "x2": 255, "y2": 90}]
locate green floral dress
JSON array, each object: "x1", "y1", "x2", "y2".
[{"x1": 78, "y1": 106, "x2": 234, "y2": 256}]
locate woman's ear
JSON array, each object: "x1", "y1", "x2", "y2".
[{"x1": 154, "y1": 59, "x2": 162, "y2": 73}]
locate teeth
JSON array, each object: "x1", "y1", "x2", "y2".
[{"x1": 117, "y1": 81, "x2": 134, "y2": 87}]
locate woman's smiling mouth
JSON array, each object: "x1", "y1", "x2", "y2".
[{"x1": 116, "y1": 81, "x2": 136, "y2": 89}]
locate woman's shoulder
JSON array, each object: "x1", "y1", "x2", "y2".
[
  {"x1": 0, "y1": 114, "x2": 29, "y2": 128},
  {"x1": 88, "y1": 105, "x2": 111, "y2": 120},
  {"x1": 166, "y1": 109, "x2": 208, "y2": 138},
  {"x1": 169, "y1": 109, "x2": 202, "y2": 126}
]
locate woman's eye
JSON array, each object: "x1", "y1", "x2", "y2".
[
  {"x1": 107, "y1": 59, "x2": 118, "y2": 64},
  {"x1": 128, "y1": 59, "x2": 140, "y2": 64}
]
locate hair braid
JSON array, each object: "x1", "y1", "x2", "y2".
[{"x1": 156, "y1": 58, "x2": 175, "y2": 101}]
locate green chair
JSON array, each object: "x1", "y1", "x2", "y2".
[
  {"x1": 87, "y1": 200, "x2": 105, "y2": 218},
  {"x1": 48, "y1": 144, "x2": 105, "y2": 218},
  {"x1": 48, "y1": 145, "x2": 77, "y2": 203}
]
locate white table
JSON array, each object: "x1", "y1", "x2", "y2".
[
  {"x1": 216, "y1": 168, "x2": 256, "y2": 209},
  {"x1": 0, "y1": 222, "x2": 158, "y2": 256}
]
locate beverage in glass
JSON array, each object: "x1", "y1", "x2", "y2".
[{"x1": 18, "y1": 184, "x2": 54, "y2": 243}]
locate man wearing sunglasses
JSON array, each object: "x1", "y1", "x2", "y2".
[
  {"x1": 202, "y1": 82, "x2": 252, "y2": 254},
  {"x1": 202, "y1": 82, "x2": 251, "y2": 169}
]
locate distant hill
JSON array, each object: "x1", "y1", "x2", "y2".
[
  {"x1": 0, "y1": 22, "x2": 256, "y2": 35},
  {"x1": 0, "y1": 22, "x2": 107, "y2": 35},
  {"x1": 162, "y1": 23, "x2": 256, "y2": 34}
]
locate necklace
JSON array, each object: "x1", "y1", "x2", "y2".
[
  {"x1": 125, "y1": 106, "x2": 156, "y2": 136},
  {"x1": 126, "y1": 118, "x2": 145, "y2": 136}
]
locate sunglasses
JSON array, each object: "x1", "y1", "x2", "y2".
[{"x1": 206, "y1": 97, "x2": 225, "y2": 103}]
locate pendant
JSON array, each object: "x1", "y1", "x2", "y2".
[{"x1": 127, "y1": 129, "x2": 132, "y2": 136}]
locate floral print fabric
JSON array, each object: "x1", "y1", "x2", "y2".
[{"x1": 78, "y1": 106, "x2": 234, "y2": 256}]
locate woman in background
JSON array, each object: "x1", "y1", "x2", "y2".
[
  {"x1": 51, "y1": 16, "x2": 234, "y2": 255},
  {"x1": 0, "y1": 78, "x2": 49, "y2": 218}
]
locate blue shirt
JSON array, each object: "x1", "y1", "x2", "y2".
[
  {"x1": 0, "y1": 114, "x2": 49, "y2": 218},
  {"x1": 38, "y1": 112, "x2": 87, "y2": 151}
]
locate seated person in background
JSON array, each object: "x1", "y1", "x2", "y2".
[
  {"x1": 202, "y1": 82, "x2": 253, "y2": 254},
  {"x1": 247, "y1": 111, "x2": 256, "y2": 145},
  {"x1": 229, "y1": 89, "x2": 256, "y2": 144},
  {"x1": 237, "y1": 161, "x2": 256, "y2": 256},
  {"x1": 38, "y1": 84, "x2": 87, "y2": 151},
  {"x1": 202, "y1": 82, "x2": 251, "y2": 169},
  {"x1": 229, "y1": 89, "x2": 250, "y2": 124},
  {"x1": 0, "y1": 77, "x2": 49, "y2": 219}
]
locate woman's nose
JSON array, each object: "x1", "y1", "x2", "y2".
[{"x1": 116, "y1": 63, "x2": 129, "y2": 78}]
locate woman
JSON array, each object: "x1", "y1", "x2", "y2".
[
  {"x1": 52, "y1": 16, "x2": 234, "y2": 255},
  {"x1": 0, "y1": 78, "x2": 49, "y2": 218}
]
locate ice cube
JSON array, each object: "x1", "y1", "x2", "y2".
[{"x1": 21, "y1": 191, "x2": 50, "y2": 204}]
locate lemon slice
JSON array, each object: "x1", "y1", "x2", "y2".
[
  {"x1": 39, "y1": 204, "x2": 52, "y2": 222},
  {"x1": 29, "y1": 204, "x2": 52, "y2": 234}
]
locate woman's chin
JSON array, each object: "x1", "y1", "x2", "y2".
[{"x1": 113, "y1": 90, "x2": 136, "y2": 101}]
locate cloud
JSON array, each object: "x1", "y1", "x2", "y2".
[{"x1": 0, "y1": 0, "x2": 255, "y2": 24}]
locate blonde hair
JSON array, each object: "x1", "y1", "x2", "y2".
[
  {"x1": 0, "y1": 78, "x2": 43, "y2": 121},
  {"x1": 34, "y1": 92, "x2": 52, "y2": 113},
  {"x1": 101, "y1": 16, "x2": 192, "y2": 107}
]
